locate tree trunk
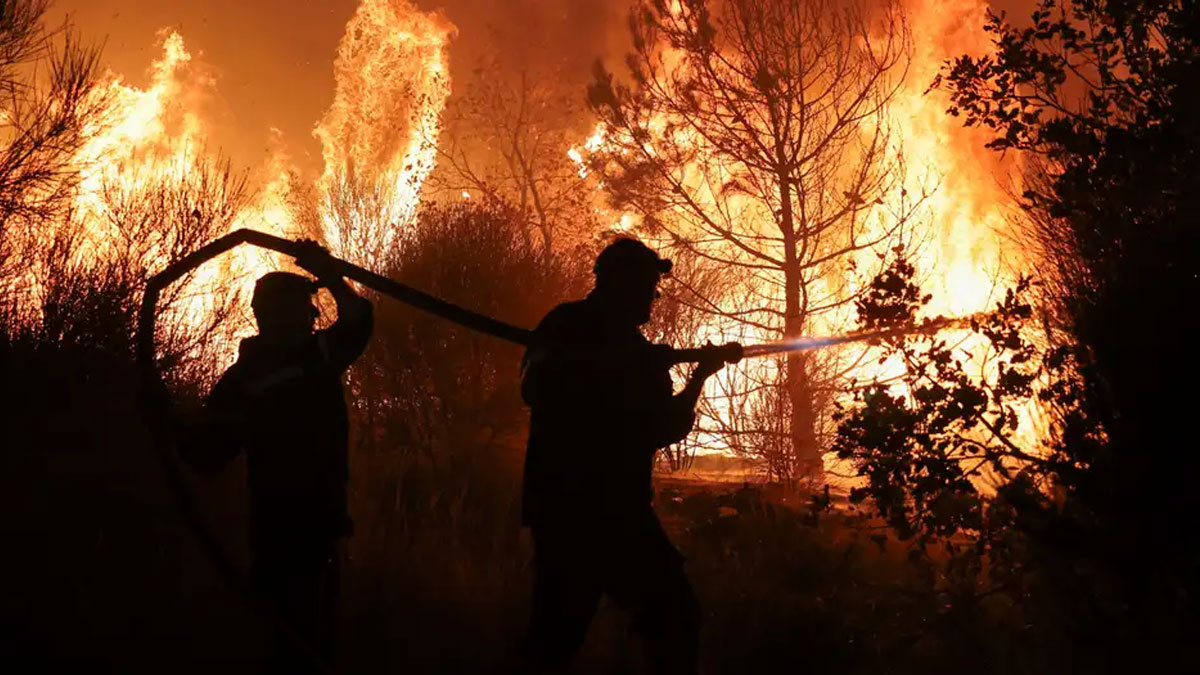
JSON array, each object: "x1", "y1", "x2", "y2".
[
  {"x1": 787, "y1": 351, "x2": 821, "y2": 480},
  {"x1": 778, "y1": 178, "x2": 823, "y2": 482}
]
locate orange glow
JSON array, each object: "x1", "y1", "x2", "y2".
[
  {"x1": 31, "y1": 0, "x2": 1040, "y2": 471},
  {"x1": 569, "y1": 0, "x2": 1043, "y2": 476},
  {"x1": 18, "y1": 1, "x2": 455, "y2": 362},
  {"x1": 863, "y1": 0, "x2": 1045, "y2": 466},
  {"x1": 314, "y1": 0, "x2": 453, "y2": 268}
]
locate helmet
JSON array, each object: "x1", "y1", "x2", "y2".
[{"x1": 593, "y1": 238, "x2": 672, "y2": 287}]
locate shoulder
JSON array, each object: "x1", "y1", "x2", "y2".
[
  {"x1": 208, "y1": 358, "x2": 248, "y2": 404},
  {"x1": 525, "y1": 300, "x2": 595, "y2": 367},
  {"x1": 218, "y1": 338, "x2": 262, "y2": 382},
  {"x1": 535, "y1": 300, "x2": 594, "y2": 335}
]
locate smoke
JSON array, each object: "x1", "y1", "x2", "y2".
[{"x1": 416, "y1": 0, "x2": 630, "y2": 86}]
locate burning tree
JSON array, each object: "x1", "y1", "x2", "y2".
[
  {"x1": 585, "y1": 0, "x2": 919, "y2": 479},
  {"x1": 832, "y1": 258, "x2": 1064, "y2": 545}
]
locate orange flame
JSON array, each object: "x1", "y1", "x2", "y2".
[
  {"x1": 29, "y1": 0, "x2": 455, "y2": 360},
  {"x1": 73, "y1": 31, "x2": 208, "y2": 255},
  {"x1": 570, "y1": 0, "x2": 1043, "y2": 477},
  {"x1": 314, "y1": 0, "x2": 454, "y2": 268}
]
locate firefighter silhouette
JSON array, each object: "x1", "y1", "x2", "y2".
[
  {"x1": 181, "y1": 240, "x2": 372, "y2": 674},
  {"x1": 519, "y1": 238, "x2": 729, "y2": 674}
]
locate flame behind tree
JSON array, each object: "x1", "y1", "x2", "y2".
[
  {"x1": 586, "y1": 0, "x2": 917, "y2": 479},
  {"x1": 0, "y1": 3, "x2": 251, "y2": 373},
  {"x1": 61, "y1": 31, "x2": 252, "y2": 364},
  {"x1": 314, "y1": 0, "x2": 453, "y2": 269}
]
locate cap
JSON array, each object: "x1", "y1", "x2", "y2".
[
  {"x1": 251, "y1": 271, "x2": 318, "y2": 314},
  {"x1": 594, "y1": 238, "x2": 672, "y2": 284}
]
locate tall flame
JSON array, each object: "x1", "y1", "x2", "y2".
[
  {"x1": 314, "y1": 0, "x2": 453, "y2": 267},
  {"x1": 888, "y1": 0, "x2": 1018, "y2": 320},
  {"x1": 24, "y1": 0, "x2": 455, "y2": 360},
  {"x1": 865, "y1": 0, "x2": 1046, "y2": 459},
  {"x1": 73, "y1": 31, "x2": 209, "y2": 256}
]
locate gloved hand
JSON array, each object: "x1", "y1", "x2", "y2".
[
  {"x1": 292, "y1": 239, "x2": 341, "y2": 285},
  {"x1": 694, "y1": 340, "x2": 737, "y2": 379}
]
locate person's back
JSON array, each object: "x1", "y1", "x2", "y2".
[
  {"x1": 518, "y1": 238, "x2": 731, "y2": 675},
  {"x1": 521, "y1": 296, "x2": 688, "y2": 528},
  {"x1": 208, "y1": 306, "x2": 368, "y2": 547}
]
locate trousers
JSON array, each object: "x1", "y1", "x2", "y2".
[
  {"x1": 524, "y1": 510, "x2": 700, "y2": 674},
  {"x1": 251, "y1": 539, "x2": 340, "y2": 675}
]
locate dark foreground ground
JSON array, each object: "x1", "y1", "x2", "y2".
[{"x1": 0, "y1": 452, "x2": 1009, "y2": 674}]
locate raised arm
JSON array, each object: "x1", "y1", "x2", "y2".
[
  {"x1": 319, "y1": 274, "x2": 374, "y2": 370},
  {"x1": 294, "y1": 240, "x2": 374, "y2": 371}
]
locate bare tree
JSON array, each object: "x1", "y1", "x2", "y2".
[
  {"x1": 113, "y1": 151, "x2": 248, "y2": 372},
  {"x1": 586, "y1": 0, "x2": 920, "y2": 480},
  {"x1": 0, "y1": 0, "x2": 106, "y2": 286},
  {"x1": 32, "y1": 149, "x2": 251, "y2": 380},
  {"x1": 314, "y1": 167, "x2": 411, "y2": 270},
  {"x1": 429, "y1": 52, "x2": 598, "y2": 254}
]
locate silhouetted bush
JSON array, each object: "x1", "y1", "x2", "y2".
[
  {"x1": 337, "y1": 200, "x2": 589, "y2": 670},
  {"x1": 828, "y1": 1, "x2": 1200, "y2": 669}
]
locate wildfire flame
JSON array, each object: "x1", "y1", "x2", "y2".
[
  {"x1": 74, "y1": 31, "x2": 205, "y2": 229},
  {"x1": 65, "y1": 30, "x2": 230, "y2": 340},
  {"x1": 868, "y1": 0, "x2": 1046, "y2": 461},
  {"x1": 886, "y1": 0, "x2": 1018, "y2": 322},
  {"x1": 20, "y1": 0, "x2": 455, "y2": 358},
  {"x1": 31, "y1": 0, "x2": 1040, "y2": 473},
  {"x1": 314, "y1": 0, "x2": 454, "y2": 268},
  {"x1": 568, "y1": 0, "x2": 1043, "y2": 475}
]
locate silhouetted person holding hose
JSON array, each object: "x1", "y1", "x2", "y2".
[
  {"x1": 180, "y1": 241, "x2": 372, "y2": 674},
  {"x1": 519, "y1": 238, "x2": 730, "y2": 675}
]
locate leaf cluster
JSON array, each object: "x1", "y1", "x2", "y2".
[{"x1": 833, "y1": 258, "x2": 1079, "y2": 550}]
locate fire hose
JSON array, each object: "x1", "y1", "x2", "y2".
[
  {"x1": 136, "y1": 228, "x2": 980, "y2": 670},
  {"x1": 138, "y1": 228, "x2": 968, "y2": 373}
]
